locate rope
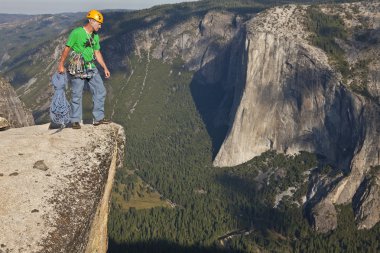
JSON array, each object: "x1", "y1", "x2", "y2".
[{"x1": 50, "y1": 73, "x2": 71, "y2": 127}]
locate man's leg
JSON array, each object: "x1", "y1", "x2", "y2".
[
  {"x1": 88, "y1": 71, "x2": 106, "y2": 122},
  {"x1": 70, "y1": 77, "x2": 85, "y2": 123}
]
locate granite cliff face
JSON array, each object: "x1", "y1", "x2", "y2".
[
  {"x1": 0, "y1": 76, "x2": 34, "y2": 127},
  {"x1": 210, "y1": 2, "x2": 380, "y2": 232},
  {"x1": 353, "y1": 167, "x2": 380, "y2": 229},
  {"x1": 0, "y1": 123, "x2": 125, "y2": 253}
]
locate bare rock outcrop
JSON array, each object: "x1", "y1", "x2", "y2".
[
  {"x1": 0, "y1": 123, "x2": 125, "y2": 253},
  {"x1": 0, "y1": 117, "x2": 10, "y2": 130},
  {"x1": 353, "y1": 168, "x2": 380, "y2": 229},
  {"x1": 310, "y1": 199, "x2": 338, "y2": 233},
  {"x1": 0, "y1": 76, "x2": 34, "y2": 127}
]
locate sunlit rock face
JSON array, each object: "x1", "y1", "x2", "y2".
[{"x1": 0, "y1": 123, "x2": 125, "y2": 253}]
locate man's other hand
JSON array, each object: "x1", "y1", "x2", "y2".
[
  {"x1": 104, "y1": 68, "x2": 111, "y2": 78},
  {"x1": 58, "y1": 64, "x2": 65, "y2": 74}
]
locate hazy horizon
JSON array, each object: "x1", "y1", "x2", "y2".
[{"x1": 1, "y1": 0, "x2": 198, "y2": 15}]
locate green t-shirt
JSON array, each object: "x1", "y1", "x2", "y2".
[{"x1": 66, "y1": 27, "x2": 100, "y2": 66}]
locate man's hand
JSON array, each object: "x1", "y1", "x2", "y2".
[
  {"x1": 58, "y1": 46, "x2": 71, "y2": 74},
  {"x1": 94, "y1": 50, "x2": 110, "y2": 78},
  {"x1": 58, "y1": 64, "x2": 65, "y2": 74},
  {"x1": 104, "y1": 68, "x2": 111, "y2": 78}
]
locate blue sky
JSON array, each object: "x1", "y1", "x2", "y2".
[{"x1": 1, "y1": 0, "x2": 198, "y2": 14}]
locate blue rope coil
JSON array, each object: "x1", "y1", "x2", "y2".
[{"x1": 50, "y1": 73, "x2": 71, "y2": 126}]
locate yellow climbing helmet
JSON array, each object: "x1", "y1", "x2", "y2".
[{"x1": 86, "y1": 10, "x2": 104, "y2": 24}]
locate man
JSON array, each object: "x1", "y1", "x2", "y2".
[{"x1": 58, "y1": 9, "x2": 110, "y2": 129}]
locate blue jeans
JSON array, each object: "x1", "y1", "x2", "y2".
[{"x1": 70, "y1": 68, "x2": 106, "y2": 123}]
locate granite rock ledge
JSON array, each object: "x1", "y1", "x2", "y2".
[{"x1": 0, "y1": 123, "x2": 125, "y2": 253}]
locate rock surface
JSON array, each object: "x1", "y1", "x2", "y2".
[
  {"x1": 0, "y1": 77, "x2": 34, "y2": 127},
  {"x1": 353, "y1": 168, "x2": 380, "y2": 229},
  {"x1": 0, "y1": 123, "x2": 125, "y2": 253},
  {"x1": 0, "y1": 117, "x2": 10, "y2": 130},
  {"x1": 310, "y1": 199, "x2": 338, "y2": 233}
]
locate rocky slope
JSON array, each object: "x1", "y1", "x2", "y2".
[
  {"x1": 0, "y1": 76, "x2": 34, "y2": 127},
  {"x1": 0, "y1": 123, "x2": 125, "y2": 253}
]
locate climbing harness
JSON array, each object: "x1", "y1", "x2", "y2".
[
  {"x1": 50, "y1": 72, "x2": 71, "y2": 128},
  {"x1": 67, "y1": 28, "x2": 97, "y2": 79}
]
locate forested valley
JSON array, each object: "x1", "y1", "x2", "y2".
[{"x1": 105, "y1": 53, "x2": 380, "y2": 252}]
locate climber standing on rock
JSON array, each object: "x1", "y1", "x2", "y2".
[{"x1": 57, "y1": 9, "x2": 111, "y2": 129}]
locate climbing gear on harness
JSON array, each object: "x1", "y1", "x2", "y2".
[
  {"x1": 67, "y1": 51, "x2": 96, "y2": 79},
  {"x1": 84, "y1": 30, "x2": 97, "y2": 62},
  {"x1": 68, "y1": 51, "x2": 85, "y2": 77},
  {"x1": 85, "y1": 31, "x2": 96, "y2": 48},
  {"x1": 50, "y1": 72, "x2": 71, "y2": 128},
  {"x1": 86, "y1": 10, "x2": 104, "y2": 24}
]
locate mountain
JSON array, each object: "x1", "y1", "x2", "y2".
[
  {"x1": 1, "y1": 0, "x2": 380, "y2": 252},
  {"x1": 210, "y1": 2, "x2": 380, "y2": 232},
  {"x1": 0, "y1": 14, "x2": 31, "y2": 24}
]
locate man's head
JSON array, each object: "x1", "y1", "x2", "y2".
[{"x1": 86, "y1": 10, "x2": 103, "y2": 32}]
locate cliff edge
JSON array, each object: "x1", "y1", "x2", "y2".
[{"x1": 0, "y1": 123, "x2": 125, "y2": 253}]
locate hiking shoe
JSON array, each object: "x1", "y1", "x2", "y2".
[
  {"x1": 72, "y1": 122, "x2": 81, "y2": 129},
  {"x1": 93, "y1": 118, "x2": 111, "y2": 126},
  {"x1": 48, "y1": 122, "x2": 62, "y2": 129}
]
